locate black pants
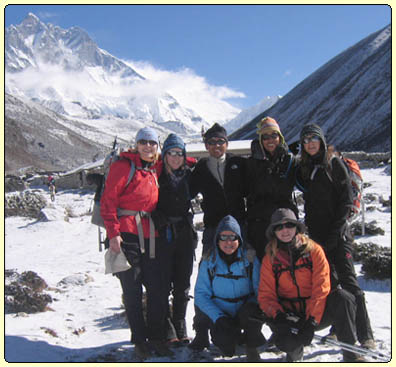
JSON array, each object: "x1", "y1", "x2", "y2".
[
  {"x1": 165, "y1": 222, "x2": 195, "y2": 322},
  {"x1": 117, "y1": 233, "x2": 169, "y2": 344},
  {"x1": 247, "y1": 218, "x2": 270, "y2": 262},
  {"x1": 194, "y1": 303, "x2": 265, "y2": 354},
  {"x1": 327, "y1": 240, "x2": 374, "y2": 343},
  {"x1": 270, "y1": 288, "x2": 357, "y2": 360}
]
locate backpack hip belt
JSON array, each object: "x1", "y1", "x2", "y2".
[
  {"x1": 211, "y1": 292, "x2": 253, "y2": 303},
  {"x1": 117, "y1": 209, "x2": 156, "y2": 259}
]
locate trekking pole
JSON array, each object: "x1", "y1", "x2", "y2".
[
  {"x1": 314, "y1": 335, "x2": 389, "y2": 362},
  {"x1": 98, "y1": 227, "x2": 103, "y2": 252}
]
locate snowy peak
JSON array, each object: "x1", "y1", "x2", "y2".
[
  {"x1": 230, "y1": 25, "x2": 391, "y2": 152},
  {"x1": 6, "y1": 13, "x2": 223, "y2": 137}
]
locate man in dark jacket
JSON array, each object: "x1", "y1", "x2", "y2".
[{"x1": 188, "y1": 122, "x2": 247, "y2": 351}]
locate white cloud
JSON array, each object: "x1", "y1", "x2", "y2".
[
  {"x1": 123, "y1": 60, "x2": 244, "y2": 121},
  {"x1": 283, "y1": 69, "x2": 292, "y2": 77}
]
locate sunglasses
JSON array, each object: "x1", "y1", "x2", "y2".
[
  {"x1": 302, "y1": 136, "x2": 321, "y2": 144},
  {"x1": 207, "y1": 138, "x2": 227, "y2": 146},
  {"x1": 274, "y1": 222, "x2": 297, "y2": 232},
  {"x1": 167, "y1": 150, "x2": 184, "y2": 157},
  {"x1": 218, "y1": 234, "x2": 238, "y2": 242},
  {"x1": 138, "y1": 139, "x2": 158, "y2": 146},
  {"x1": 262, "y1": 133, "x2": 279, "y2": 141}
]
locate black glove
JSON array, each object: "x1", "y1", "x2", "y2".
[
  {"x1": 273, "y1": 312, "x2": 292, "y2": 334},
  {"x1": 215, "y1": 316, "x2": 235, "y2": 333},
  {"x1": 298, "y1": 317, "x2": 317, "y2": 346},
  {"x1": 151, "y1": 210, "x2": 169, "y2": 230}
]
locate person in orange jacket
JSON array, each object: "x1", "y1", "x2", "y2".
[
  {"x1": 100, "y1": 127, "x2": 172, "y2": 360},
  {"x1": 258, "y1": 208, "x2": 364, "y2": 362}
]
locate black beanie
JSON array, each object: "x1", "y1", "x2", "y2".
[
  {"x1": 300, "y1": 123, "x2": 327, "y2": 150},
  {"x1": 203, "y1": 123, "x2": 227, "y2": 142}
]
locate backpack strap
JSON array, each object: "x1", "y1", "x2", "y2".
[{"x1": 272, "y1": 253, "x2": 313, "y2": 317}]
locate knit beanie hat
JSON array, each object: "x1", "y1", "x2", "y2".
[
  {"x1": 162, "y1": 133, "x2": 186, "y2": 159},
  {"x1": 300, "y1": 123, "x2": 327, "y2": 150},
  {"x1": 203, "y1": 123, "x2": 228, "y2": 142},
  {"x1": 256, "y1": 116, "x2": 285, "y2": 148},
  {"x1": 135, "y1": 127, "x2": 159, "y2": 145}
]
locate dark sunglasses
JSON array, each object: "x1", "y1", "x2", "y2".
[
  {"x1": 274, "y1": 222, "x2": 297, "y2": 232},
  {"x1": 167, "y1": 150, "x2": 184, "y2": 157},
  {"x1": 207, "y1": 138, "x2": 227, "y2": 146},
  {"x1": 138, "y1": 139, "x2": 158, "y2": 146},
  {"x1": 262, "y1": 133, "x2": 279, "y2": 141},
  {"x1": 218, "y1": 234, "x2": 238, "y2": 242},
  {"x1": 302, "y1": 136, "x2": 321, "y2": 144}
]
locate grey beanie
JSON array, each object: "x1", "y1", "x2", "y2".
[
  {"x1": 265, "y1": 208, "x2": 306, "y2": 240},
  {"x1": 136, "y1": 127, "x2": 159, "y2": 145}
]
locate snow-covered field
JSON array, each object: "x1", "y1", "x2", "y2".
[{"x1": 4, "y1": 167, "x2": 391, "y2": 363}]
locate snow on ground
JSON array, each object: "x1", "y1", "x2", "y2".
[{"x1": 4, "y1": 166, "x2": 391, "y2": 363}]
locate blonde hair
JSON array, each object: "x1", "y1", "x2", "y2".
[{"x1": 265, "y1": 233, "x2": 314, "y2": 262}]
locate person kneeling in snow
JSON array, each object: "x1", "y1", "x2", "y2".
[
  {"x1": 258, "y1": 208, "x2": 364, "y2": 362},
  {"x1": 193, "y1": 215, "x2": 265, "y2": 362}
]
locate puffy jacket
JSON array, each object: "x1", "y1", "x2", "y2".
[
  {"x1": 296, "y1": 155, "x2": 353, "y2": 249},
  {"x1": 246, "y1": 141, "x2": 298, "y2": 221},
  {"x1": 189, "y1": 154, "x2": 247, "y2": 227},
  {"x1": 194, "y1": 215, "x2": 261, "y2": 322},
  {"x1": 258, "y1": 237, "x2": 330, "y2": 324},
  {"x1": 100, "y1": 151, "x2": 162, "y2": 239}
]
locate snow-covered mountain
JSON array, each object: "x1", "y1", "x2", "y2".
[
  {"x1": 223, "y1": 96, "x2": 281, "y2": 134},
  {"x1": 230, "y1": 25, "x2": 391, "y2": 152},
  {"x1": 5, "y1": 13, "x2": 239, "y2": 139}
]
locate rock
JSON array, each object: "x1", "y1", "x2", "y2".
[
  {"x1": 57, "y1": 273, "x2": 94, "y2": 287},
  {"x1": 5, "y1": 270, "x2": 52, "y2": 313},
  {"x1": 353, "y1": 242, "x2": 391, "y2": 279},
  {"x1": 5, "y1": 190, "x2": 47, "y2": 218},
  {"x1": 5, "y1": 176, "x2": 28, "y2": 193}
]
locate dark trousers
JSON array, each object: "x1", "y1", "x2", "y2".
[
  {"x1": 327, "y1": 240, "x2": 374, "y2": 343},
  {"x1": 194, "y1": 303, "x2": 265, "y2": 354},
  {"x1": 270, "y1": 288, "x2": 358, "y2": 360},
  {"x1": 117, "y1": 233, "x2": 169, "y2": 344},
  {"x1": 247, "y1": 218, "x2": 270, "y2": 262},
  {"x1": 166, "y1": 222, "x2": 195, "y2": 322}
]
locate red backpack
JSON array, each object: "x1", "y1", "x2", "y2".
[{"x1": 328, "y1": 155, "x2": 363, "y2": 219}]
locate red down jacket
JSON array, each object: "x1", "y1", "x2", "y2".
[{"x1": 100, "y1": 151, "x2": 163, "y2": 240}]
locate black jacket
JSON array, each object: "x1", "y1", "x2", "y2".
[
  {"x1": 152, "y1": 165, "x2": 194, "y2": 230},
  {"x1": 189, "y1": 153, "x2": 247, "y2": 227},
  {"x1": 296, "y1": 156, "x2": 353, "y2": 251},
  {"x1": 245, "y1": 143, "x2": 298, "y2": 222}
]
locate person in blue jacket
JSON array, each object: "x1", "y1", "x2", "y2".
[{"x1": 193, "y1": 215, "x2": 265, "y2": 362}]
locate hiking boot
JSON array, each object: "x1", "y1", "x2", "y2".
[
  {"x1": 286, "y1": 346, "x2": 304, "y2": 362},
  {"x1": 361, "y1": 338, "x2": 376, "y2": 350},
  {"x1": 188, "y1": 329, "x2": 210, "y2": 351},
  {"x1": 326, "y1": 330, "x2": 338, "y2": 341},
  {"x1": 246, "y1": 346, "x2": 261, "y2": 362},
  {"x1": 150, "y1": 340, "x2": 174, "y2": 357},
  {"x1": 173, "y1": 319, "x2": 191, "y2": 345},
  {"x1": 135, "y1": 342, "x2": 151, "y2": 360},
  {"x1": 343, "y1": 350, "x2": 366, "y2": 362}
]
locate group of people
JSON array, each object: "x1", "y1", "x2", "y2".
[{"x1": 99, "y1": 118, "x2": 374, "y2": 362}]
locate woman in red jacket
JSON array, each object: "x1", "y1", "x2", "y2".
[
  {"x1": 258, "y1": 208, "x2": 364, "y2": 362},
  {"x1": 100, "y1": 127, "x2": 172, "y2": 360}
]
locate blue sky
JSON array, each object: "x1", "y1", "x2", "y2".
[{"x1": 4, "y1": 4, "x2": 391, "y2": 109}]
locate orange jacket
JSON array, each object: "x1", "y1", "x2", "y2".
[
  {"x1": 100, "y1": 151, "x2": 162, "y2": 239},
  {"x1": 258, "y1": 239, "x2": 330, "y2": 324}
]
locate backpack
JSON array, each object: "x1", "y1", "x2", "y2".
[
  {"x1": 328, "y1": 155, "x2": 363, "y2": 219},
  {"x1": 91, "y1": 152, "x2": 136, "y2": 229}
]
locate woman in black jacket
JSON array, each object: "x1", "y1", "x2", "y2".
[
  {"x1": 152, "y1": 133, "x2": 197, "y2": 346},
  {"x1": 296, "y1": 123, "x2": 375, "y2": 350},
  {"x1": 245, "y1": 117, "x2": 298, "y2": 261}
]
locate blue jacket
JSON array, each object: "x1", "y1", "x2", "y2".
[{"x1": 194, "y1": 215, "x2": 261, "y2": 323}]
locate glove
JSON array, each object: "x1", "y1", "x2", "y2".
[
  {"x1": 151, "y1": 210, "x2": 169, "y2": 230},
  {"x1": 298, "y1": 317, "x2": 317, "y2": 346},
  {"x1": 273, "y1": 312, "x2": 292, "y2": 335},
  {"x1": 215, "y1": 316, "x2": 235, "y2": 333}
]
